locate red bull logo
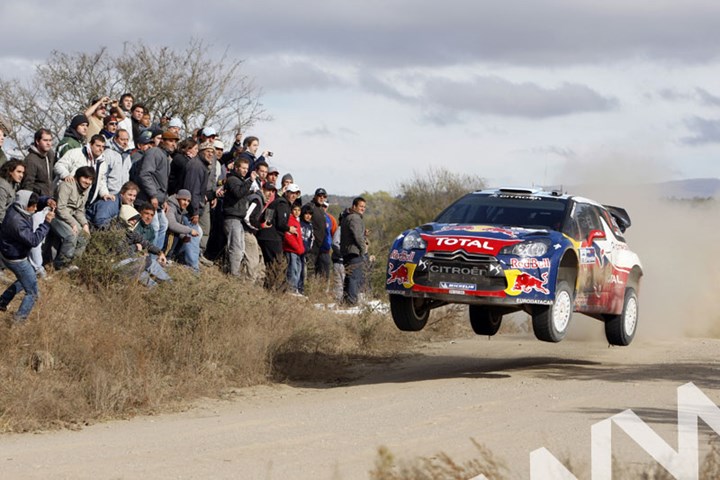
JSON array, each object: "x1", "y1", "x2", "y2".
[
  {"x1": 387, "y1": 264, "x2": 410, "y2": 285},
  {"x1": 512, "y1": 272, "x2": 550, "y2": 294}
]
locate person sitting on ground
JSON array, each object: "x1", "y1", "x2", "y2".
[
  {"x1": 114, "y1": 204, "x2": 170, "y2": 288},
  {"x1": 0, "y1": 190, "x2": 55, "y2": 324},
  {"x1": 55, "y1": 134, "x2": 116, "y2": 229},
  {"x1": 51, "y1": 166, "x2": 94, "y2": 270},
  {"x1": 165, "y1": 189, "x2": 202, "y2": 271}
]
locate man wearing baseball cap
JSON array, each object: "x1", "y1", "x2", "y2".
[
  {"x1": 135, "y1": 130, "x2": 178, "y2": 249},
  {"x1": 304, "y1": 187, "x2": 331, "y2": 279}
]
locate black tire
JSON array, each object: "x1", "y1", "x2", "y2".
[
  {"x1": 604, "y1": 288, "x2": 638, "y2": 346},
  {"x1": 469, "y1": 306, "x2": 502, "y2": 336},
  {"x1": 390, "y1": 295, "x2": 429, "y2": 332},
  {"x1": 532, "y1": 280, "x2": 574, "y2": 343}
]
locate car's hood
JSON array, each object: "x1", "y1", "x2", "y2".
[{"x1": 418, "y1": 223, "x2": 554, "y2": 256}]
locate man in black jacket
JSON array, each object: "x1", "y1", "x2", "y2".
[
  {"x1": 223, "y1": 158, "x2": 254, "y2": 277},
  {"x1": 304, "y1": 188, "x2": 330, "y2": 279},
  {"x1": 21, "y1": 129, "x2": 55, "y2": 197},
  {"x1": 340, "y1": 197, "x2": 368, "y2": 305}
]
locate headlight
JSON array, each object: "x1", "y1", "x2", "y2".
[
  {"x1": 401, "y1": 230, "x2": 427, "y2": 250},
  {"x1": 500, "y1": 239, "x2": 549, "y2": 257}
]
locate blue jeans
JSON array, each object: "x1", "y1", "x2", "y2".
[
  {"x1": 343, "y1": 255, "x2": 365, "y2": 305},
  {"x1": 298, "y1": 254, "x2": 307, "y2": 294},
  {"x1": 224, "y1": 218, "x2": 245, "y2": 277},
  {"x1": 0, "y1": 257, "x2": 39, "y2": 321},
  {"x1": 172, "y1": 217, "x2": 202, "y2": 271},
  {"x1": 151, "y1": 208, "x2": 169, "y2": 250},
  {"x1": 86, "y1": 198, "x2": 120, "y2": 229},
  {"x1": 285, "y1": 252, "x2": 302, "y2": 293}
]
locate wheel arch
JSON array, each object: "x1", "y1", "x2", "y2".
[
  {"x1": 557, "y1": 249, "x2": 579, "y2": 294},
  {"x1": 626, "y1": 265, "x2": 643, "y2": 292}
]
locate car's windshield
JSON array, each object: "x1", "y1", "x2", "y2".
[{"x1": 434, "y1": 193, "x2": 569, "y2": 230}]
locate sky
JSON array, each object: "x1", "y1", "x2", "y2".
[{"x1": 2, "y1": 1, "x2": 720, "y2": 195}]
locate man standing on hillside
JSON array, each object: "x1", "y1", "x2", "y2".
[
  {"x1": 340, "y1": 197, "x2": 368, "y2": 305},
  {"x1": 305, "y1": 188, "x2": 331, "y2": 279},
  {"x1": 137, "y1": 131, "x2": 178, "y2": 249},
  {"x1": 22, "y1": 129, "x2": 55, "y2": 197}
]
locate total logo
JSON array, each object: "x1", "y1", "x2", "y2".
[
  {"x1": 425, "y1": 235, "x2": 519, "y2": 255},
  {"x1": 435, "y1": 237, "x2": 492, "y2": 250}
]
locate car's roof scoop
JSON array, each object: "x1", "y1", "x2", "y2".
[{"x1": 604, "y1": 205, "x2": 632, "y2": 233}]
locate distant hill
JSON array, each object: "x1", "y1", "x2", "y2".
[{"x1": 655, "y1": 178, "x2": 720, "y2": 199}]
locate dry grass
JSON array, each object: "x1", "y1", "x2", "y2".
[
  {"x1": 369, "y1": 439, "x2": 508, "y2": 480},
  {"x1": 370, "y1": 439, "x2": 720, "y2": 480},
  {"x1": 0, "y1": 257, "x2": 416, "y2": 433}
]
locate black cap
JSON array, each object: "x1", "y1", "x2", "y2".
[
  {"x1": 314, "y1": 188, "x2": 327, "y2": 197},
  {"x1": 69, "y1": 114, "x2": 89, "y2": 130}
]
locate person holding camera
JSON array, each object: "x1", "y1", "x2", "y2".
[
  {"x1": 0, "y1": 190, "x2": 56, "y2": 325},
  {"x1": 85, "y1": 97, "x2": 126, "y2": 139},
  {"x1": 239, "y1": 136, "x2": 272, "y2": 178}
]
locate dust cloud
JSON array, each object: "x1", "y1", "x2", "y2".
[{"x1": 552, "y1": 152, "x2": 720, "y2": 341}]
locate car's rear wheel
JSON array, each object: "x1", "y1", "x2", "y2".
[
  {"x1": 604, "y1": 288, "x2": 638, "y2": 346},
  {"x1": 390, "y1": 295, "x2": 429, "y2": 331},
  {"x1": 532, "y1": 280, "x2": 573, "y2": 343},
  {"x1": 469, "y1": 306, "x2": 502, "y2": 336}
]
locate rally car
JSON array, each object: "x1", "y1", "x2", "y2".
[{"x1": 386, "y1": 187, "x2": 643, "y2": 345}]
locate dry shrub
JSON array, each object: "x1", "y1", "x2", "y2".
[
  {"x1": 369, "y1": 439, "x2": 507, "y2": 480},
  {"x1": 0, "y1": 260, "x2": 413, "y2": 432}
]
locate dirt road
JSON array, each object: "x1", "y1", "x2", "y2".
[{"x1": 1, "y1": 327, "x2": 719, "y2": 480}]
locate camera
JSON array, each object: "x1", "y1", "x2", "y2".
[{"x1": 267, "y1": 151, "x2": 274, "y2": 157}]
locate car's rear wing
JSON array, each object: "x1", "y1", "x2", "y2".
[{"x1": 604, "y1": 205, "x2": 631, "y2": 233}]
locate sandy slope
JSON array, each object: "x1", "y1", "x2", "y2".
[{"x1": 1, "y1": 332, "x2": 719, "y2": 480}]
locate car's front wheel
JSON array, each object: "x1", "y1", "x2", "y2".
[
  {"x1": 604, "y1": 288, "x2": 638, "y2": 346},
  {"x1": 469, "y1": 306, "x2": 502, "y2": 336},
  {"x1": 532, "y1": 280, "x2": 574, "y2": 343},
  {"x1": 390, "y1": 295, "x2": 429, "y2": 331}
]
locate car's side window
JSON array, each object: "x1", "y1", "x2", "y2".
[
  {"x1": 571, "y1": 203, "x2": 602, "y2": 241},
  {"x1": 598, "y1": 208, "x2": 625, "y2": 241}
]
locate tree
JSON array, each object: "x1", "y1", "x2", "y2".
[{"x1": 0, "y1": 39, "x2": 266, "y2": 147}]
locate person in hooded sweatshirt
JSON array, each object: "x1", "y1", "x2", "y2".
[
  {"x1": 0, "y1": 190, "x2": 55, "y2": 324},
  {"x1": 56, "y1": 115, "x2": 89, "y2": 160},
  {"x1": 113, "y1": 204, "x2": 171, "y2": 288}
]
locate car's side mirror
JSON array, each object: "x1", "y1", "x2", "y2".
[{"x1": 588, "y1": 229, "x2": 606, "y2": 244}]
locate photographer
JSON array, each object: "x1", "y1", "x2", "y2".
[
  {"x1": 85, "y1": 96, "x2": 125, "y2": 138},
  {"x1": 239, "y1": 136, "x2": 272, "y2": 178}
]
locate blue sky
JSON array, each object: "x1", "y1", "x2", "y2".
[{"x1": 2, "y1": 1, "x2": 720, "y2": 195}]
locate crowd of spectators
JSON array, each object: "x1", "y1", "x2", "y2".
[{"x1": 0, "y1": 94, "x2": 371, "y2": 325}]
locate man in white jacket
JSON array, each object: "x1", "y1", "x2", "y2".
[{"x1": 54, "y1": 134, "x2": 116, "y2": 228}]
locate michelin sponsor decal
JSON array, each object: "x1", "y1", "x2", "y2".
[{"x1": 439, "y1": 282, "x2": 476, "y2": 291}]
